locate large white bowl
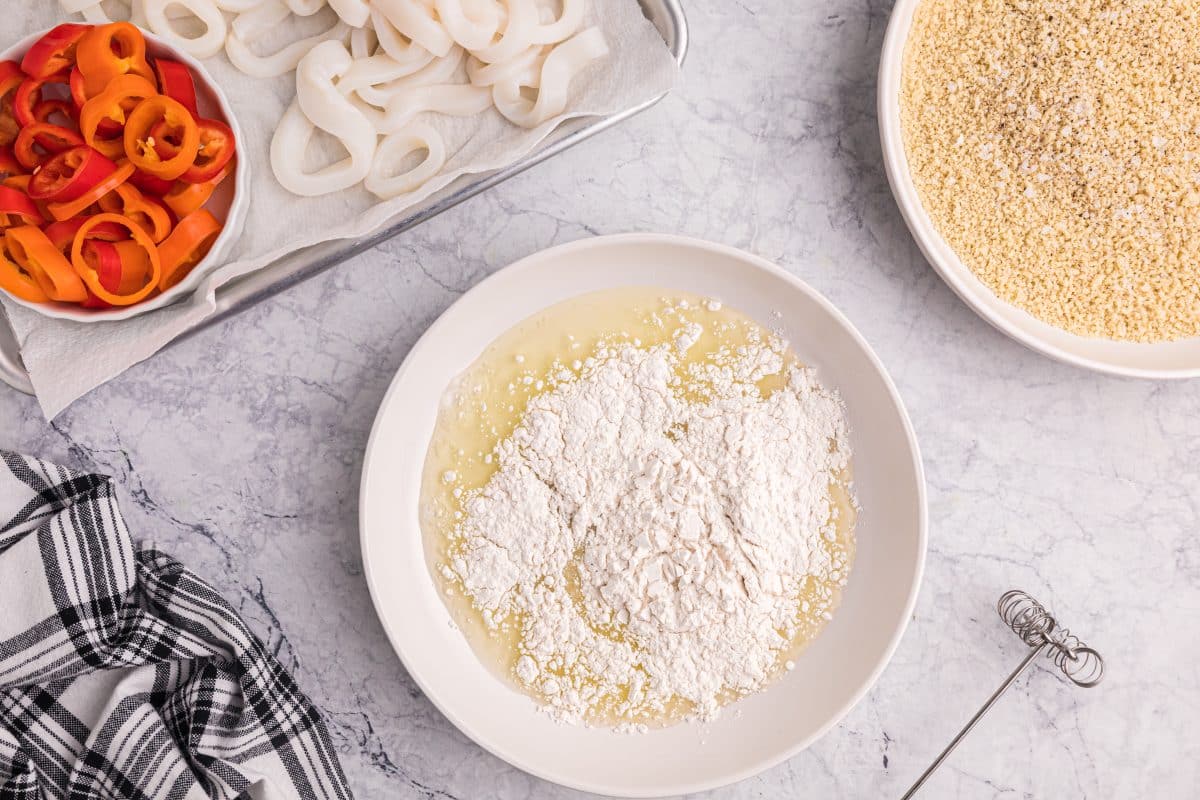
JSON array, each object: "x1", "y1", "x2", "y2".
[
  {"x1": 359, "y1": 234, "x2": 927, "y2": 797},
  {"x1": 0, "y1": 27, "x2": 248, "y2": 323},
  {"x1": 879, "y1": 0, "x2": 1200, "y2": 378}
]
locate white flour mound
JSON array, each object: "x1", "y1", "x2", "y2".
[{"x1": 449, "y1": 333, "x2": 852, "y2": 725}]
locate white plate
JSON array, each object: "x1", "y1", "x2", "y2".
[
  {"x1": 879, "y1": 0, "x2": 1200, "y2": 378},
  {"x1": 359, "y1": 234, "x2": 926, "y2": 797},
  {"x1": 0, "y1": 28, "x2": 249, "y2": 323}
]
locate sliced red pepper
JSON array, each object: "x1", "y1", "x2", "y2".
[
  {"x1": 97, "y1": 182, "x2": 172, "y2": 242},
  {"x1": 125, "y1": 96, "x2": 198, "y2": 181},
  {"x1": 76, "y1": 23, "x2": 155, "y2": 97},
  {"x1": 44, "y1": 215, "x2": 126, "y2": 252},
  {"x1": 47, "y1": 159, "x2": 134, "y2": 222},
  {"x1": 172, "y1": 119, "x2": 234, "y2": 184},
  {"x1": 71, "y1": 212, "x2": 161, "y2": 305},
  {"x1": 33, "y1": 98, "x2": 76, "y2": 127},
  {"x1": 78, "y1": 239, "x2": 123, "y2": 308},
  {"x1": 0, "y1": 185, "x2": 41, "y2": 226},
  {"x1": 6, "y1": 224, "x2": 88, "y2": 302},
  {"x1": 28, "y1": 145, "x2": 116, "y2": 202},
  {"x1": 153, "y1": 59, "x2": 198, "y2": 117},
  {"x1": 22, "y1": 24, "x2": 91, "y2": 80},
  {"x1": 0, "y1": 146, "x2": 23, "y2": 177},
  {"x1": 0, "y1": 235, "x2": 49, "y2": 303},
  {"x1": 13, "y1": 123, "x2": 84, "y2": 170},
  {"x1": 79, "y1": 74, "x2": 157, "y2": 160},
  {"x1": 0, "y1": 62, "x2": 24, "y2": 148},
  {"x1": 157, "y1": 208, "x2": 220, "y2": 290},
  {"x1": 163, "y1": 163, "x2": 229, "y2": 218},
  {"x1": 129, "y1": 168, "x2": 174, "y2": 196},
  {"x1": 13, "y1": 71, "x2": 70, "y2": 129}
]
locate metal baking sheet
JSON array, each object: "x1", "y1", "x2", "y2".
[{"x1": 0, "y1": 0, "x2": 688, "y2": 396}]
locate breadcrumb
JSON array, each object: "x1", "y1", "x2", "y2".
[{"x1": 901, "y1": 0, "x2": 1200, "y2": 342}]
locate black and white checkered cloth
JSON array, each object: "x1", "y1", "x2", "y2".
[{"x1": 0, "y1": 452, "x2": 352, "y2": 799}]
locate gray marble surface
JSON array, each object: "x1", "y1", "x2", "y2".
[{"x1": 2, "y1": 1, "x2": 1196, "y2": 797}]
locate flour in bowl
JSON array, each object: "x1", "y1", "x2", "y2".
[{"x1": 421, "y1": 290, "x2": 855, "y2": 727}]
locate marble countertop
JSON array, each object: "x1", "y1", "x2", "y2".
[{"x1": 3, "y1": 1, "x2": 1197, "y2": 797}]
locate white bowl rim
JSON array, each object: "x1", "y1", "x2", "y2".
[
  {"x1": 0, "y1": 26, "x2": 249, "y2": 323},
  {"x1": 358, "y1": 232, "x2": 929, "y2": 797},
  {"x1": 878, "y1": 0, "x2": 1200, "y2": 379}
]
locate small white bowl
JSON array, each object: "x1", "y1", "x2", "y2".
[
  {"x1": 0, "y1": 27, "x2": 248, "y2": 323},
  {"x1": 879, "y1": 0, "x2": 1200, "y2": 378},
  {"x1": 360, "y1": 234, "x2": 927, "y2": 797}
]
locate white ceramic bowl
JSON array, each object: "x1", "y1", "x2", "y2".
[
  {"x1": 879, "y1": 0, "x2": 1200, "y2": 378},
  {"x1": 0, "y1": 27, "x2": 248, "y2": 323},
  {"x1": 360, "y1": 234, "x2": 927, "y2": 797}
]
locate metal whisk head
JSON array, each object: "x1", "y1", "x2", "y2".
[
  {"x1": 902, "y1": 590, "x2": 1105, "y2": 798},
  {"x1": 997, "y1": 590, "x2": 1105, "y2": 687}
]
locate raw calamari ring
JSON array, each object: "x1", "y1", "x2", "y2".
[
  {"x1": 531, "y1": 0, "x2": 585, "y2": 44},
  {"x1": 339, "y1": 52, "x2": 438, "y2": 96},
  {"x1": 365, "y1": 121, "x2": 446, "y2": 199},
  {"x1": 467, "y1": 44, "x2": 546, "y2": 87},
  {"x1": 270, "y1": 40, "x2": 377, "y2": 196},
  {"x1": 373, "y1": 0, "x2": 454, "y2": 57},
  {"x1": 144, "y1": 0, "x2": 228, "y2": 58},
  {"x1": 354, "y1": 46, "x2": 463, "y2": 107},
  {"x1": 328, "y1": 0, "x2": 371, "y2": 27},
  {"x1": 212, "y1": 0, "x2": 263, "y2": 10},
  {"x1": 226, "y1": 18, "x2": 349, "y2": 77},
  {"x1": 492, "y1": 26, "x2": 606, "y2": 128},
  {"x1": 472, "y1": 0, "x2": 539, "y2": 64},
  {"x1": 378, "y1": 83, "x2": 492, "y2": 133},
  {"x1": 349, "y1": 26, "x2": 377, "y2": 59},
  {"x1": 231, "y1": 0, "x2": 290, "y2": 40},
  {"x1": 285, "y1": 0, "x2": 326, "y2": 15},
  {"x1": 435, "y1": 0, "x2": 504, "y2": 51},
  {"x1": 370, "y1": 6, "x2": 434, "y2": 65}
]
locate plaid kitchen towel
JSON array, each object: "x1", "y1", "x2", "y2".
[{"x1": 0, "y1": 452, "x2": 352, "y2": 800}]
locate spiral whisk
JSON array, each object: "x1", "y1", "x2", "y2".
[
  {"x1": 901, "y1": 590, "x2": 1104, "y2": 798},
  {"x1": 997, "y1": 590, "x2": 1104, "y2": 687}
]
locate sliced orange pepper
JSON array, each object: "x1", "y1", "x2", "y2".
[
  {"x1": 163, "y1": 163, "x2": 229, "y2": 218},
  {"x1": 78, "y1": 74, "x2": 157, "y2": 160},
  {"x1": 112, "y1": 239, "x2": 151, "y2": 294},
  {"x1": 124, "y1": 96, "x2": 198, "y2": 181},
  {"x1": 157, "y1": 208, "x2": 220, "y2": 291},
  {"x1": 98, "y1": 182, "x2": 172, "y2": 243},
  {"x1": 0, "y1": 236, "x2": 49, "y2": 302},
  {"x1": 76, "y1": 23, "x2": 155, "y2": 97},
  {"x1": 71, "y1": 212, "x2": 160, "y2": 305},
  {"x1": 47, "y1": 159, "x2": 134, "y2": 222},
  {"x1": 6, "y1": 224, "x2": 88, "y2": 302}
]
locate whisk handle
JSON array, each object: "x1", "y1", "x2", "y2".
[{"x1": 899, "y1": 645, "x2": 1043, "y2": 799}]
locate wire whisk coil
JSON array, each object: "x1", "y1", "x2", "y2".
[{"x1": 997, "y1": 590, "x2": 1104, "y2": 687}]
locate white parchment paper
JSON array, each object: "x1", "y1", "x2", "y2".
[{"x1": 3, "y1": 2, "x2": 679, "y2": 417}]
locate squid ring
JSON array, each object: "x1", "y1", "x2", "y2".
[
  {"x1": 231, "y1": 0, "x2": 290, "y2": 40},
  {"x1": 530, "y1": 0, "x2": 586, "y2": 45},
  {"x1": 467, "y1": 44, "x2": 546, "y2": 87},
  {"x1": 226, "y1": 19, "x2": 350, "y2": 77},
  {"x1": 212, "y1": 0, "x2": 264, "y2": 10},
  {"x1": 354, "y1": 46, "x2": 463, "y2": 107},
  {"x1": 285, "y1": 0, "x2": 326, "y2": 15},
  {"x1": 270, "y1": 41, "x2": 378, "y2": 196},
  {"x1": 434, "y1": 0, "x2": 504, "y2": 51},
  {"x1": 373, "y1": 0, "x2": 455, "y2": 58},
  {"x1": 349, "y1": 26, "x2": 377, "y2": 59},
  {"x1": 328, "y1": 0, "x2": 371, "y2": 27},
  {"x1": 378, "y1": 84, "x2": 493, "y2": 133},
  {"x1": 472, "y1": 0, "x2": 538, "y2": 64},
  {"x1": 339, "y1": 53, "x2": 438, "y2": 97},
  {"x1": 492, "y1": 26, "x2": 607, "y2": 128},
  {"x1": 365, "y1": 122, "x2": 447, "y2": 200},
  {"x1": 143, "y1": 0, "x2": 228, "y2": 59}
]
